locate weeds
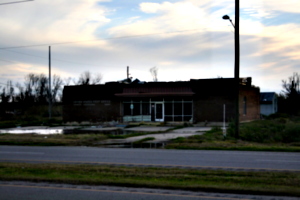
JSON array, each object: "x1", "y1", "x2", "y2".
[
  {"x1": 0, "y1": 134, "x2": 107, "y2": 146},
  {"x1": 233, "y1": 119, "x2": 300, "y2": 143},
  {"x1": 167, "y1": 118, "x2": 300, "y2": 152},
  {"x1": 0, "y1": 162, "x2": 299, "y2": 196}
]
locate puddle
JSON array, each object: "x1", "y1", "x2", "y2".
[
  {"x1": 0, "y1": 128, "x2": 63, "y2": 135},
  {"x1": 0, "y1": 127, "x2": 123, "y2": 135}
]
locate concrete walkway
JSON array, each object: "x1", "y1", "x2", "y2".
[
  {"x1": 0, "y1": 125, "x2": 212, "y2": 145},
  {"x1": 123, "y1": 126, "x2": 171, "y2": 133},
  {"x1": 101, "y1": 126, "x2": 212, "y2": 145}
]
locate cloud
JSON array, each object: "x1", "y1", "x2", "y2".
[
  {"x1": 0, "y1": 0, "x2": 112, "y2": 45},
  {"x1": 108, "y1": 1, "x2": 210, "y2": 37},
  {"x1": 0, "y1": 0, "x2": 299, "y2": 94}
]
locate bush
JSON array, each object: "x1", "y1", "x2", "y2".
[
  {"x1": 237, "y1": 119, "x2": 300, "y2": 143},
  {"x1": 282, "y1": 124, "x2": 300, "y2": 143}
]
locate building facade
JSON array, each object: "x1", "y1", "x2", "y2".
[
  {"x1": 63, "y1": 78, "x2": 260, "y2": 123},
  {"x1": 260, "y1": 92, "x2": 278, "y2": 116}
]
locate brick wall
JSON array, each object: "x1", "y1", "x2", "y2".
[
  {"x1": 239, "y1": 86, "x2": 260, "y2": 122},
  {"x1": 63, "y1": 101, "x2": 121, "y2": 122},
  {"x1": 193, "y1": 86, "x2": 260, "y2": 123}
]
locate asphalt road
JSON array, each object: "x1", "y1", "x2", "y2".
[
  {"x1": 0, "y1": 181, "x2": 298, "y2": 200},
  {"x1": 0, "y1": 146, "x2": 299, "y2": 171}
]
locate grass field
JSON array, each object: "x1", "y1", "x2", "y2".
[
  {"x1": 166, "y1": 118, "x2": 300, "y2": 152},
  {"x1": 0, "y1": 133, "x2": 107, "y2": 146},
  {"x1": 0, "y1": 162, "x2": 299, "y2": 197},
  {"x1": 0, "y1": 116, "x2": 300, "y2": 152}
]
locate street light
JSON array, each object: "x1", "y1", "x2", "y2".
[
  {"x1": 222, "y1": 15, "x2": 235, "y2": 28},
  {"x1": 222, "y1": 1, "x2": 240, "y2": 139}
]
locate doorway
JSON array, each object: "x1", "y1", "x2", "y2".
[{"x1": 155, "y1": 103, "x2": 164, "y2": 122}]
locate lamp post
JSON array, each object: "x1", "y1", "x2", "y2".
[
  {"x1": 222, "y1": 0, "x2": 240, "y2": 139},
  {"x1": 222, "y1": 15, "x2": 235, "y2": 28}
]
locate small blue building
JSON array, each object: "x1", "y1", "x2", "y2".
[{"x1": 260, "y1": 92, "x2": 278, "y2": 116}]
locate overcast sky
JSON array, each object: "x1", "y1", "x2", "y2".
[{"x1": 0, "y1": 0, "x2": 299, "y2": 93}]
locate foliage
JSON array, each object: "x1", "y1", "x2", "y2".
[
  {"x1": 227, "y1": 118, "x2": 300, "y2": 143},
  {"x1": 167, "y1": 118, "x2": 300, "y2": 151},
  {"x1": 0, "y1": 70, "x2": 101, "y2": 120}
]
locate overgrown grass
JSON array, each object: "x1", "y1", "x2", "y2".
[
  {"x1": 166, "y1": 124, "x2": 300, "y2": 152},
  {"x1": 0, "y1": 162, "x2": 299, "y2": 197},
  {"x1": 229, "y1": 118, "x2": 300, "y2": 143},
  {"x1": 0, "y1": 133, "x2": 107, "y2": 146}
]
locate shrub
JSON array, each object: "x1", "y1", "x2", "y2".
[
  {"x1": 282, "y1": 124, "x2": 300, "y2": 143},
  {"x1": 236, "y1": 119, "x2": 300, "y2": 143}
]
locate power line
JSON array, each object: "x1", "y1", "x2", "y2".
[
  {"x1": 0, "y1": 0, "x2": 33, "y2": 6},
  {"x1": 2, "y1": 49, "x2": 105, "y2": 67},
  {"x1": 0, "y1": 29, "x2": 203, "y2": 50},
  {"x1": 0, "y1": 58, "x2": 17, "y2": 63}
]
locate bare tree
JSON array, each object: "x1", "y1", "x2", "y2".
[
  {"x1": 0, "y1": 80, "x2": 14, "y2": 103},
  {"x1": 76, "y1": 71, "x2": 102, "y2": 85},
  {"x1": 150, "y1": 67, "x2": 158, "y2": 82},
  {"x1": 63, "y1": 77, "x2": 73, "y2": 86},
  {"x1": 281, "y1": 72, "x2": 300, "y2": 115},
  {"x1": 15, "y1": 73, "x2": 64, "y2": 104},
  {"x1": 51, "y1": 75, "x2": 63, "y2": 103},
  {"x1": 91, "y1": 73, "x2": 103, "y2": 85},
  {"x1": 282, "y1": 72, "x2": 300, "y2": 98}
]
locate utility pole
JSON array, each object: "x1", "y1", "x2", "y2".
[
  {"x1": 222, "y1": 0, "x2": 240, "y2": 138},
  {"x1": 127, "y1": 66, "x2": 130, "y2": 80},
  {"x1": 234, "y1": 0, "x2": 240, "y2": 138},
  {"x1": 48, "y1": 46, "x2": 52, "y2": 120}
]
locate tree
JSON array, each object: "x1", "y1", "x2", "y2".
[
  {"x1": 0, "y1": 81, "x2": 15, "y2": 118},
  {"x1": 0, "y1": 80, "x2": 14, "y2": 104},
  {"x1": 150, "y1": 67, "x2": 158, "y2": 82},
  {"x1": 15, "y1": 73, "x2": 64, "y2": 105},
  {"x1": 282, "y1": 72, "x2": 300, "y2": 98},
  {"x1": 281, "y1": 72, "x2": 300, "y2": 115},
  {"x1": 52, "y1": 75, "x2": 64, "y2": 103},
  {"x1": 76, "y1": 71, "x2": 102, "y2": 85}
]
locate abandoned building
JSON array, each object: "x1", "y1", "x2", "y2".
[{"x1": 62, "y1": 77, "x2": 260, "y2": 123}]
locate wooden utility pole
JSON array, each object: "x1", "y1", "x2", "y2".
[
  {"x1": 48, "y1": 46, "x2": 52, "y2": 119},
  {"x1": 234, "y1": 0, "x2": 240, "y2": 138},
  {"x1": 127, "y1": 66, "x2": 129, "y2": 79}
]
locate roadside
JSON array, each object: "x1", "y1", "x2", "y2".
[
  {"x1": 0, "y1": 162, "x2": 299, "y2": 197},
  {"x1": 1, "y1": 180, "x2": 299, "y2": 200},
  {"x1": 0, "y1": 123, "x2": 300, "y2": 151}
]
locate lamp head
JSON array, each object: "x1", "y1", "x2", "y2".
[{"x1": 222, "y1": 15, "x2": 230, "y2": 20}]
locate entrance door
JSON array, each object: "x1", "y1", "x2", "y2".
[{"x1": 155, "y1": 103, "x2": 164, "y2": 122}]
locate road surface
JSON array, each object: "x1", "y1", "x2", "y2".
[
  {"x1": 0, "y1": 181, "x2": 298, "y2": 200},
  {"x1": 1, "y1": 146, "x2": 299, "y2": 171}
]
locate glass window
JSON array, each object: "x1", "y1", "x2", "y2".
[
  {"x1": 174, "y1": 103, "x2": 182, "y2": 115},
  {"x1": 133, "y1": 103, "x2": 140, "y2": 115},
  {"x1": 183, "y1": 103, "x2": 192, "y2": 115},
  {"x1": 124, "y1": 103, "x2": 131, "y2": 115},
  {"x1": 142, "y1": 103, "x2": 150, "y2": 115},
  {"x1": 164, "y1": 116, "x2": 173, "y2": 121},
  {"x1": 165, "y1": 103, "x2": 173, "y2": 115}
]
